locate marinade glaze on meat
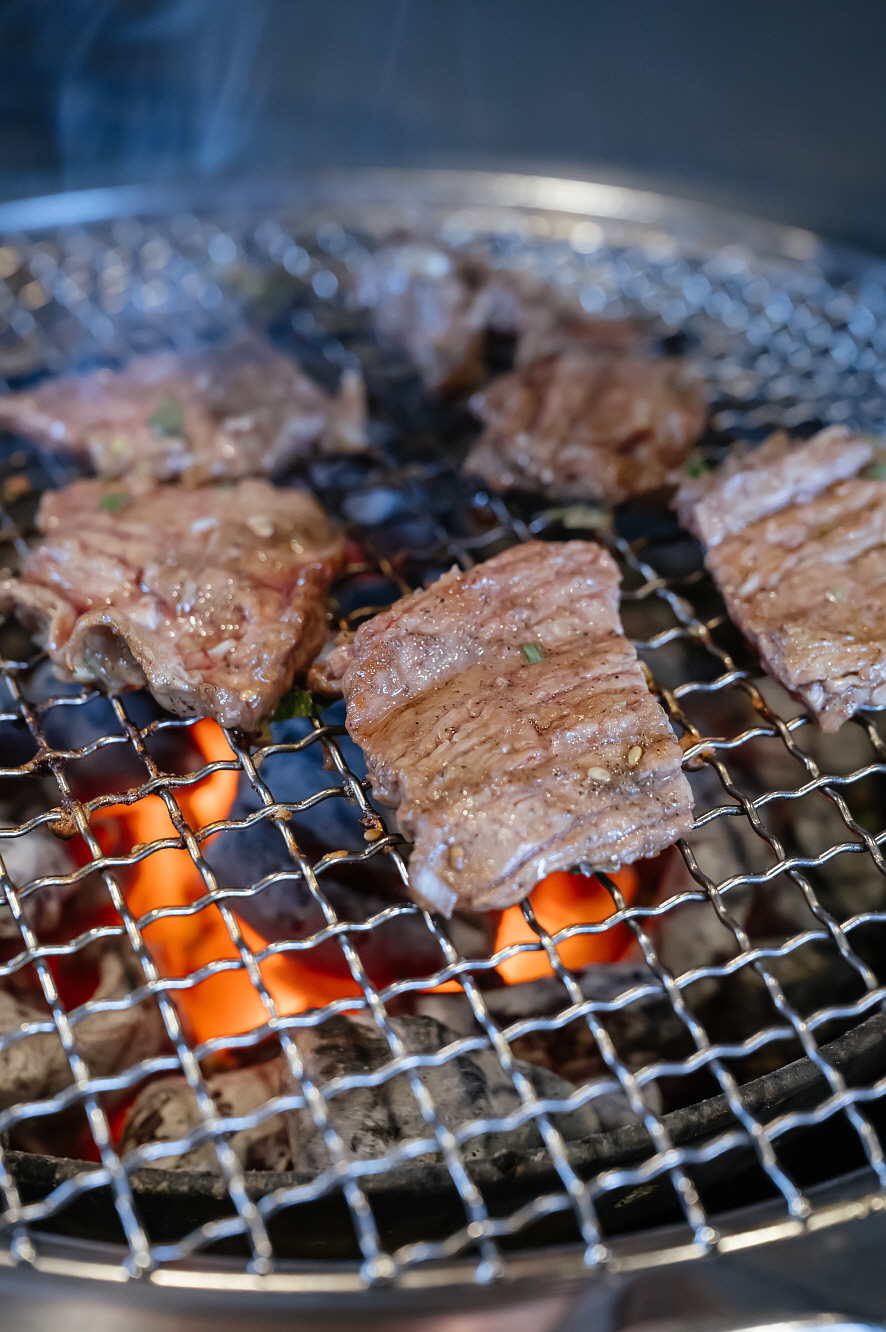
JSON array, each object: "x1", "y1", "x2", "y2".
[
  {"x1": 465, "y1": 347, "x2": 707, "y2": 505},
  {"x1": 676, "y1": 426, "x2": 886, "y2": 732},
  {"x1": 0, "y1": 478, "x2": 345, "y2": 730},
  {"x1": 0, "y1": 333, "x2": 366, "y2": 486},
  {"x1": 327, "y1": 541, "x2": 693, "y2": 914}
]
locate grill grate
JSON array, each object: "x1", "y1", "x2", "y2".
[{"x1": 0, "y1": 174, "x2": 884, "y2": 1286}]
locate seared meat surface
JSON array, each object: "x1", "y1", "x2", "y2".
[
  {"x1": 0, "y1": 478, "x2": 344, "y2": 730},
  {"x1": 0, "y1": 333, "x2": 366, "y2": 486},
  {"x1": 327, "y1": 540, "x2": 693, "y2": 914},
  {"x1": 514, "y1": 311, "x2": 648, "y2": 365},
  {"x1": 675, "y1": 426, "x2": 874, "y2": 548},
  {"x1": 464, "y1": 348, "x2": 706, "y2": 504},
  {"x1": 676, "y1": 426, "x2": 886, "y2": 731},
  {"x1": 356, "y1": 243, "x2": 640, "y2": 392}
]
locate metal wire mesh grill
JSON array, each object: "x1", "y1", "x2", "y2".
[{"x1": 0, "y1": 173, "x2": 884, "y2": 1287}]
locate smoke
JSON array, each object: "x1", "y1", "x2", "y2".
[
  {"x1": 6, "y1": 0, "x2": 274, "y2": 185},
  {"x1": 372, "y1": 0, "x2": 411, "y2": 115},
  {"x1": 0, "y1": 0, "x2": 476, "y2": 189},
  {"x1": 0, "y1": 0, "x2": 528, "y2": 191}
]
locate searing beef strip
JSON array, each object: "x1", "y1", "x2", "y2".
[
  {"x1": 0, "y1": 478, "x2": 344, "y2": 730},
  {"x1": 675, "y1": 426, "x2": 886, "y2": 732},
  {"x1": 356, "y1": 243, "x2": 642, "y2": 392},
  {"x1": 327, "y1": 540, "x2": 693, "y2": 914},
  {"x1": 514, "y1": 312, "x2": 649, "y2": 365},
  {"x1": 675, "y1": 426, "x2": 874, "y2": 548},
  {"x1": 464, "y1": 348, "x2": 706, "y2": 504},
  {"x1": 0, "y1": 332, "x2": 366, "y2": 486}
]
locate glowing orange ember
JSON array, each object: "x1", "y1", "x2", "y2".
[
  {"x1": 90, "y1": 721, "x2": 639, "y2": 1044},
  {"x1": 92, "y1": 720, "x2": 360, "y2": 1045},
  {"x1": 494, "y1": 867, "x2": 638, "y2": 984}
]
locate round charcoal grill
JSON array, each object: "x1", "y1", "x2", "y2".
[{"x1": 0, "y1": 170, "x2": 886, "y2": 1322}]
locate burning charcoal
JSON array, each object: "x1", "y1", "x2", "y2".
[
  {"x1": 120, "y1": 1056, "x2": 292, "y2": 1172},
  {"x1": 0, "y1": 822, "x2": 78, "y2": 938},
  {"x1": 726, "y1": 698, "x2": 886, "y2": 928},
  {"x1": 286, "y1": 1014, "x2": 615, "y2": 1173},
  {"x1": 0, "y1": 657, "x2": 181, "y2": 799},
  {"x1": 0, "y1": 942, "x2": 167, "y2": 1113},
  {"x1": 121, "y1": 1013, "x2": 635, "y2": 1177},
  {"x1": 206, "y1": 712, "x2": 499, "y2": 986},
  {"x1": 651, "y1": 766, "x2": 791, "y2": 982},
  {"x1": 651, "y1": 767, "x2": 865, "y2": 1057},
  {"x1": 404, "y1": 962, "x2": 682, "y2": 1099}
]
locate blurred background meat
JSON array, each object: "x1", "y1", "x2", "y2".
[
  {"x1": 465, "y1": 349, "x2": 706, "y2": 503},
  {"x1": 0, "y1": 332, "x2": 366, "y2": 483}
]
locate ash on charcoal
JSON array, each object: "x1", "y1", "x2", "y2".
[
  {"x1": 724, "y1": 691, "x2": 886, "y2": 929},
  {"x1": 120, "y1": 1013, "x2": 637, "y2": 1178},
  {"x1": 651, "y1": 766, "x2": 869, "y2": 1075},
  {"x1": 120, "y1": 1056, "x2": 292, "y2": 1173},
  {"x1": 0, "y1": 822, "x2": 77, "y2": 938},
  {"x1": 652, "y1": 766, "x2": 804, "y2": 979},
  {"x1": 205, "y1": 711, "x2": 498, "y2": 986},
  {"x1": 0, "y1": 941, "x2": 168, "y2": 1120},
  {"x1": 400, "y1": 962, "x2": 682, "y2": 1101}
]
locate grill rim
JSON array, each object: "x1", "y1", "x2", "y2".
[
  {"x1": 10, "y1": 1005, "x2": 886, "y2": 1203},
  {"x1": 0, "y1": 168, "x2": 829, "y2": 260},
  {"x1": 4, "y1": 1160, "x2": 882, "y2": 1300}
]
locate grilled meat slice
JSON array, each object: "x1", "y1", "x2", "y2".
[
  {"x1": 356, "y1": 243, "x2": 518, "y2": 393},
  {"x1": 356, "y1": 243, "x2": 641, "y2": 392},
  {"x1": 675, "y1": 426, "x2": 886, "y2": 732},
  {"x1": 464, "y1": 348, "x2": 706, "y2": 504},
  {"x1": 0, "y1": 332, "x2": 366, "y2": 486},
  {"x1": 327, "y1": 540, "x2": 693, "y2": 914},
  {"x1": 675, "y1": 426, "x2": 874, "y2": 548},
  {"x1": 0, "y1": 478, "x2": 344, "y2": 730},
  {"x1": 514, "y1": 311, "x2": 648, "y2": 365}
]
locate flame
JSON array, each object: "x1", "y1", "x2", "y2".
[
  {"x1": 91, "y1": 722, "x2": 639, "y2": 1044},
  {"x1": 493, "y1": 867, "x2": 638, "y2": 984},
  {"x1": 93, "y1": 720, "x2": 360, "y2": 1045}
]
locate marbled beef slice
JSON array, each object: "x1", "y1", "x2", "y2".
[
  {"x1": 676, "y1": 426, "x2": 886, "y2": 731},
  {"x1": 464, "y1": 348, "x2": 706, "y2": 504},
  {"x1": 0, "y1": 332, "x2": 366, "y2": 485},
  {"x1": 328, "y1": 540, "x2": 693, "y2": 914},
  {"x1": 0, "y1": 477, "x2": 344, "y2": 730}
]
